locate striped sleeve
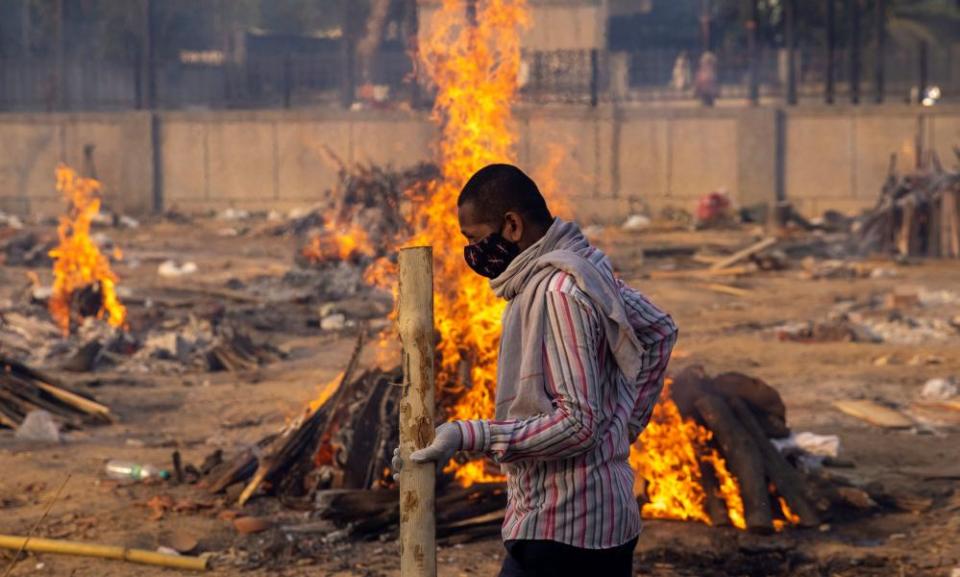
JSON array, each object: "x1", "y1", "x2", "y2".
[
  {"x1": 458, "y1": 287, "x2": 603, "y2": 462},
  {"x1": 620, "y1": 282, "x2": 678, "y2": 440}
]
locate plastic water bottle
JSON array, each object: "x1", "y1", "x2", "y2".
[{"x1": 105, "y1": 460, "x2": 170, "y2": 482}]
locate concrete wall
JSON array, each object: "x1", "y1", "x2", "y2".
[
  {"x1": 0, "y1": 112, "x2": 153, "y2": 216},
  {"x1": 1, "y1": 105, "x2": 959, "y2": 223},
  {"x1": 160, "y1": 110, "x2": 437, "y2": 213}
]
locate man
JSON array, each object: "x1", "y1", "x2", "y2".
[{"x1": 410, "y1": 164, "x2": 678, "y2": 577}]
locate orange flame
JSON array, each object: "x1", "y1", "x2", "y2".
[
  {"x1": 409, "y1": 0, "x2": 529, "y2": 487},
  {"x1": 48, "y1": 164, "x2": 126, "y2": 335},
  {"x1": 302, "y1": 223, "x2": 374, "y2": 263},
  {"x1": 630, "y1": 379, "x2": 746, "y2": 529}
]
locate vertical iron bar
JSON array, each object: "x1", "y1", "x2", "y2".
[
  {"x1": 918, "y1": 40, "x2": 928, "y2": 105},
  {"x1": 142, "y1": 0, "x2": 157, "y2": 110},
  {"x1": 849, "y1": 0, "x2": 861, "y2": 105},
  {"x1": 55, "y1": 0, "x2": 65, "y2": 110},
  {"x1": 785, "y1": 0, "x2": 797, "y2": 105},
  {"x1": 340, "y1": 1, "x2": 356, "y2": 108},
  {"x1": 748, "y1": 0, "x2": 759, "y2": 105},
  {"x1": 590, "y1": 49, "x2": 599, "y2": 107},
  {"x1": 283, "y1": 54, "x2": 292, "y2": 109},
  {"x1": 826, "y1": 0, "x2": 836, "y2": 104},
  {"x1": 874, "y1": 0, "x2": 885, "y2": 103},
  {"x1": 700, "y1": 0, "x2": 712, "y2": 53}
]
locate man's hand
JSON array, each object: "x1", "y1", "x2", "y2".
[
  {"x1": 390, "y1": 422, "x2": 463, "y2": 480},
  {"x1": 409, "y1": 422, "x2": 462, "y2": 465}
]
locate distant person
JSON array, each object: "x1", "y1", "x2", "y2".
[
  {"x1": 406, "y1": 164, "x2": 678, "y2": 577},
  {"x1": 671, "y1": 51, "x2": 692, "y2": 91},
  {"x1": 695, "y1": 51, "x2": 719, "y2": 106}
]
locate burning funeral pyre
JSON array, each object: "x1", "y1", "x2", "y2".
[
  {"x1": 47, "y1": 164, "x2": 127, "y2": 336},
  {"x1": 195, "y1": 0, "x2": 857, "y2": 542}
]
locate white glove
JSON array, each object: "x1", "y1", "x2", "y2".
[
  {"x1": 390, "y1": 422, "x2": 463, "y2": 480},
  {"x1": 410, "y1": 422, "x2": 463, "y2": 465}
]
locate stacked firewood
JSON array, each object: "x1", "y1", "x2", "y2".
[
  {"x1": 855, "y1": 152, "x2": 960, "y2": 258},
  {"x1": 204, "y1": 336, "x2": 398, "y2": 502},
  {"x1": 669, "y1": 366, "x2": 820, "y2": 533},
  {"x1": 0, "y1": 354, "x2": 112, "y2": 429}
]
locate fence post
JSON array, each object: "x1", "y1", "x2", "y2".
[
  {"x1": 590, "y1": 49, "x2": 599, "y2": 107},
  {"x1": 826, "y1": 0, "x2": 836, "y2": 104},
  {"x1": 874, "y1": 0, "x2": 886, "y2": 103}
]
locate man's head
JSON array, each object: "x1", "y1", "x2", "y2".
[{"x1": 457, "y1": 163, "x2": 553, "y2": 252}]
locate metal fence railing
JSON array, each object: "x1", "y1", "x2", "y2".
[{"x1": 1, "y1": 43, "x2": 956, "y2": 112}]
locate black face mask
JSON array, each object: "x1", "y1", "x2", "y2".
[{"x1": 463, "y1": 231, "x2": 521, "y2": 279}]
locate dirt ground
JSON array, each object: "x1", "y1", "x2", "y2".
[{"x1": 1, "y1": 216, "x2": 959, "y2": 577}]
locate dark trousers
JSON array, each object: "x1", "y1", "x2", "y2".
[{"x1": 498, "y1": 537, "x2": 637, "y2": 577}]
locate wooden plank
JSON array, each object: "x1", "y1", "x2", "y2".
[
  {"x1": 709, "y1": 237, "x2": 777, "y2": 271},
  {"x1": 647, "y1": 266, "x2": 754, "y2": 280},
  {"x1": 696, "y1": 283, "x2": 752, "y2": 297},
  {"x1": 832, "y1": 399, "x2": 913, "y2": 429},
  {"x1": 914, "y1": 399, "x2": 960, "y2": 413}
]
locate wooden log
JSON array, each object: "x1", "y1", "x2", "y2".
[
  {"x1": 896, "y1": 197, "x2": 913, "y2": 256},
  {"x1": 709, "y1": 372, "x2": 789, "y2": 439},
  {"x1": 698, "y1": 460, "x2": 733, "y2": 527},
  {"x1": 941, "y1": 188, "x2": 960, "y2": 258},
  {"x1": 342, "y1": 375, "x2": 394, "y2": 488},
  {"x1": 709, "y1": 237, "x2": 777, "y2": 271},
  {"x1": 397, "y1": 246, "x2": 436, "y2": 577},
  {"x1": 0, "y1": 355, "x2": 111, "y2": 425},
  {"x1": 694, "y1": 394, "x2": 774, "y2": 533},
  {"x1": 727, "y1": 397, "x2": 820, "y2": 528}
]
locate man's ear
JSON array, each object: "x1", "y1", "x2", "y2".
[{"x1": 502, "y1": 211, "x2": 524, "y2": 244}]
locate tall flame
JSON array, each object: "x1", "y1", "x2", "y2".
[
  {"x1": 407, "y1": 0, "x2": 529, "y2": 484},
  {"x1": 48, "y1": 164, "x2": 126, "y2": 335}
]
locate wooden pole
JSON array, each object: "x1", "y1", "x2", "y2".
[
  {"x1": 0, "y1": 535, "x2": 207, "y2": 572},
  {"x1": 398, "y1": 246, "x2": 436, "y2": 577}
]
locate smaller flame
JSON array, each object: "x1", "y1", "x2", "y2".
[
  {"x1": 773, "y1": 495, "x2": 801, "y2": 531},
  {"x1": 631, "y1": 379, "x2": 747, "y2": 529},
  {"x1": 48, "y1": 164, "x2": 126, "y2": 335},
  {"x1": 302, "y1": 223, "x2": 374, "y2": 264},
  {"x1": 308, "y1": 372, "x2": 344, "y2": 414}
]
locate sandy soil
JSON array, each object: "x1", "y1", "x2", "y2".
[{"x1": 1, "y1": 217, "x2": 958, "y2": 576}]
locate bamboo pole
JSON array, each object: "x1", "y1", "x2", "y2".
[
  {"x1": 397, "y1": 246, "x2": 436, "y2": 577},
  {"x1": 0, "y1": 535, "x2": 208, "y2": 572}
]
